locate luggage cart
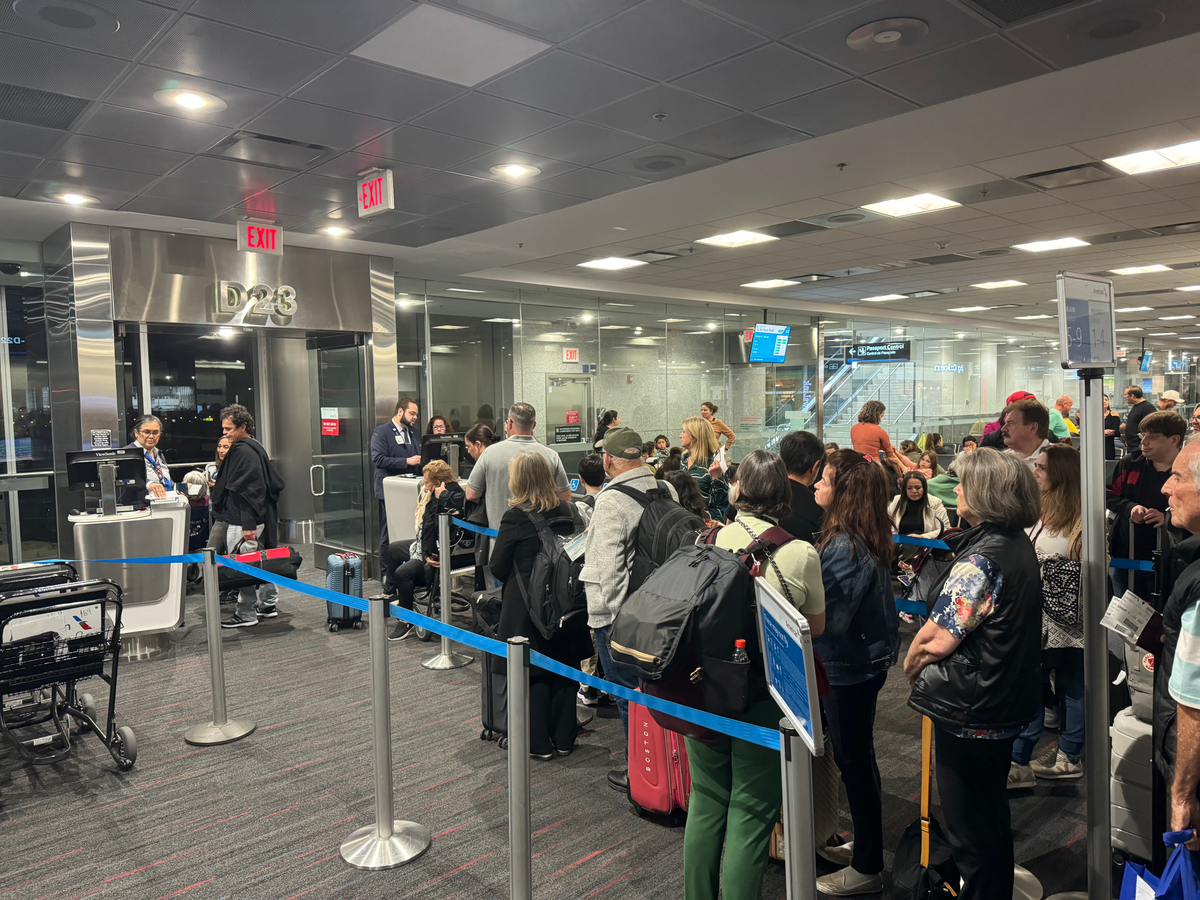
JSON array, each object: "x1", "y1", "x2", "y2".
[{"x1": 0, "y1": 580, "x2": 136, "y2": 770}]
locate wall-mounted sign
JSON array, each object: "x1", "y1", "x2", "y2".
[
  {"x1": 320, "y1": 407, "x2": 339, "y2": 437},
  {"x1": 849, "y1": 341, "x2": 910, "y2": 363},
  {"x1": 213, "y1": 282, "x2": 298, "y2": 326},
  {"x1": 565, "y1": 410, "x2": 580, "y2": 425},
  {"x1": 89, "y1": 429, "x2": 111, "y2": 449},
  {"x1": 236, "y1": 220, "x2": 283, "y2": 256},
  {"x1": 563, "y1": 348, "x2": 579, "y2": 363},
  {"x1": 554, "y1": 425, "x2": 582, "y2": 444},
  {"x1": 357, "y1": 169, "x2": 394, "y2": 218},
  {"x1": 933, "y1": 364, "x2": 964, "y2": 373}
]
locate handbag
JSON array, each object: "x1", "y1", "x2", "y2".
[
  {"x1": 892, "y1": 717, "x2": 961, "y2": 900},
  {"x1": 1120, "y1": 831, "x2": 1199, "y2": 900},
  {"x1": 217, "y1": 545, "x2": 303, "y2": 591},
  {"x1": 1041, "y1": 555, "x2": 1081, "y2": 627}
]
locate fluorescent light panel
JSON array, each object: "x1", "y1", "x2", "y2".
[
  {"x1": 578, "y1": 257, "x2": 647, "y2": 271},
  {"x1": 695, "y1": 231, "x2": 778, "y2": 249},
  {"x1": 1105, "y1": 140, "x2": 1200, "y2": 175},
  {"x1": 1177, "y1": 285, "x2": 1200, "y2": 292},
  {"x1": 861, "y1": 193, "x2": 960, "y2": 217},
  {"x1": 1012, "y1": 237, "x2": 1090, "y2": 252},
  {"x1": 742, "y1": 279, "x2": 799, "y2": 289},
  {"x1": 1159, "y1": 315, "x2": 1196, "y2": 320},
  {"x1": 1111, "y1": 264, "x2": 1171, "y2": 275},
  {"x1": 861, "y1": 294, "x2": 905, "y2": 302},
  {"x1": 949, "y1": 306, "x2": 993, "y2": 312},
  {"x1": 1115, "y1": 327, "x2": 1144, "y2": 332},
  {"x1": 1015, "y1": 314, "x2": 1053, "y2": 320},
  {"x1": 971, "y1": 280, "x2": 1026, "y2": 289},
  {"x1": 1116, "y1": 306, "x2": 1154, "y2": 312},
  {"x1": 445, "y1": 287, "x2": 484, "y2": 293},
  {"x1": 1151, "y1": 332, "x2": 1179, "y2": 336}
]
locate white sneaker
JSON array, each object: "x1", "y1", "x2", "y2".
[
  {"x1": 816, "y1": 838, "x2": 854, "y2": 866},
  {"x1": 816, "y1": 867, "x2": 883, "y2": 896},
  {"x1": 1031, "y1": 749, "x2": 1083, "y2": 780},
  {"x1": 1007, "y1": 762, "x2": 1036, "y2": 789}
]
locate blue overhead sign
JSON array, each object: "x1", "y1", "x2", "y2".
[{"x1": 756, "y1": 579, "x2": 824, "y2": 755}]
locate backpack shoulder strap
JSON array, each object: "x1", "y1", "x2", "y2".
[
  {"x1": 745, "y1": 525, "x2": 795, "y2": 555},
  {"x1": 608, "y1": 483, "x2": 652, "y2": 507}
]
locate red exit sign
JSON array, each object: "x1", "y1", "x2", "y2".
[
  {"x1": 357, "y1": 169, "x2": 394, "y2": 218},
  {"x1": 236, "y1": 220, "x2": 282, "y2": 256}
]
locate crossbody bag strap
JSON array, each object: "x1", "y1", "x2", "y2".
[{"x1": 738, "y1": 520, "x2": 795, "y2": 606}]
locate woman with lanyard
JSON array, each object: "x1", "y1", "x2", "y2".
[{"x1": 128, "y1": 415, "x2": 173, "y2": 499}]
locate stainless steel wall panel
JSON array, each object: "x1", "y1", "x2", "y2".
[
  {"x1": 366, "y1": 256, "x2": 397, "y2": 578},
  {"x1": 267, "y1": 334, "x2": 316, "y2": 539}
]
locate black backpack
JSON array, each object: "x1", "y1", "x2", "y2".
[
  {"x1": 512, "y1": 505, "x2": 588, "y2": 640},
  {"x1": 606, "y1": 526, "x2": 794, "y2": 740},
  {"x1": 607, "y1": 482, "x2": 705, "y2": 592}
]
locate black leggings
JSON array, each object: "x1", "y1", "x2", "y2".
[
  {"x1": 529, "y1": 670, "x2": 578, "y2": 757},
  {"x1": 823, "y1": 672, "x2": 886, "y2": 874},
  {"x1": 389, "y1": 540, "x2": 429, "y2": 612}
]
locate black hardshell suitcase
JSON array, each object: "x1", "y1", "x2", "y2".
[
  {"x1": 471, "y1": 587, "x2": 508, "y2": 745},
  {"x1": 0, "y1": 562, "x2": 77, "y2": 596}
]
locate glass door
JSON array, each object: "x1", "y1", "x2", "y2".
[{"x1": 308, "y1": 334, "x2": 368, "y2": 561}]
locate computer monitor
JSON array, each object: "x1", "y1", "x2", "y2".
[
  {"x1": 65, "y1": 448, "x2": 145, "y2": 492},
  {"x1": 421, "y1": 434, "x2": 467, "y2": 467}
]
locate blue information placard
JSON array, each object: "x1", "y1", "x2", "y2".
[
  {"x1": 756, "y1": 579, "x2": 824, "y2": 756},
  {"x1": 1057, "y1": 271, "x2": 1115, "y2": 369}
]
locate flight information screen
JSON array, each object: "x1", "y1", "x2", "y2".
[{"x1": 749, "y1": 324, "x2": 790, "y2": 364}]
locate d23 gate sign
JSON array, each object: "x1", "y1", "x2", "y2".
[{"x1": 213, "y1": 282, "x2": 299, "y2": 326}]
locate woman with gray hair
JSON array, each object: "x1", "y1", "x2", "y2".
[
  {"x1": 126, "y1": 414, "x2": 173, "y2": 499},
  {"x1": 903, "y1": 447, "x2": 1042, "y2": 900}
]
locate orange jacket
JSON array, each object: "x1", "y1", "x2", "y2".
[{"x1": 711, "y1": 418, "x2": 736, "y2": 447}]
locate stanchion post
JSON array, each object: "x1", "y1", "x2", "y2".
[
  {"x1": 422, "y1": 513, "x2": 473, "y2": 670},
  {"x1": 779, "y1": 720, "x2": 816, "y2": 900},
  {"x1": 508, "y1": 637, "x2": 532, "y2": 900},
  {"x1": 184, "y1": 547, "x2": 255, "y2": 746},
  {"x1": 341, "y1": 595, "x2": 431, "y2": 869}
]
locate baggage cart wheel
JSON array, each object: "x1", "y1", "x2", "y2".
[
  {"x1": 76, "y1": 693, "x2": 97, "y2": 732},
  {"x1": 114, "y1": 726, "x2": 137, "y2": 769}
]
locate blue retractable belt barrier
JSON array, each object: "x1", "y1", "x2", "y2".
[
  {"x1": 1111, "y1": 557, "x2": 1155, "y2": 572},
  {"x1": 892, "y1": 534, "x2": 950, "y2": 550},
  {"x1": 42, "y1": 554, "x2": 205, "y2": 566},
  {"x1": 895, "y1": 598, "x2": 927, "y2": 617},
  {"x1": 452, "y1": 520, "x2": 500, "y2": 538}
]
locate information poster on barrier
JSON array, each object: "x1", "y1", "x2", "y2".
[{"x1": 756, "y1": 579, "x2": 824, "y2": 755}]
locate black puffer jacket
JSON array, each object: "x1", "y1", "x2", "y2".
[{"x1": 1154, "y1": 535, "x2": 1200, "y2": 781}]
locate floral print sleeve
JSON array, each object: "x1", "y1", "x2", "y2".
[{"x1": 929, "y1": 554, "x2": 1003, "y2": 640}]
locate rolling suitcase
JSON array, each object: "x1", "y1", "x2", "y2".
[
  {"x1": 1111, "y1": 706, "x2": 1154, "y2": 864},
  {"x1": 471, "y1": 587, "x2": 508, "y2": 744},
  {"x1": 325, "y1": 552, "x2": 363, "y2": 633},
  {"x1": 627, "y1": 695, "x2": 691, "y2": 825},
  {"x1": 0, "y1": 561, "x2": 77, "y2": 596}
]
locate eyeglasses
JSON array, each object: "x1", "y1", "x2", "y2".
[{"x1": 138, "y1": 429, "x2": 161, "y2": 436}]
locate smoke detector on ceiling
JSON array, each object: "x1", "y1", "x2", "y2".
[
  {"x1": 846, "y1": 18, "x2": 929, "y2": 52},
  {"x1": 12, "y1": 0, "x2": 118, "y2": 33},
  {"x1": 1068, "y1": 7, "x2": 1164, "y2": 42},
  {"x1": 633, "y1": 155, "x2": 685, "y2": 173}
]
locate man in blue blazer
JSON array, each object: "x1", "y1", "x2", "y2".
[{"x1": 371, "y1": 398, "x2": 422, "y2": 592}]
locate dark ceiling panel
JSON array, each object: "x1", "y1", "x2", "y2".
[
  {"x1": 0, "y1": 175, "x2": 25, "y2": 198},
  {"x1": 0, "y1": 121, "x2": 69, "y2": 156},
  {"x1": 759, "y1": 80, "x2": 918, "y2": 136},
  {"x1": 358, "y1": 126, "x2": 493, "y2": 170},
  {"x1": 310, "y1": 152, "x2": 436, "y2": 185},
  {"x1": 438, "y1": 203, "x2": 535, "y2": 230},
  {"x1": 211, "y1": 207, "x2": 310, "y2": 228},
  {"x1": 368, "y1": 218, "x2": 477, "y2": 247},
  {"x1": 1005, "y1": 0, "x2": 1200, "y2": 68},
  {"x1": 962, "y1": 0, "x2": 1079, "y2": 25},
  {"x1": 452, "y1": 150, "x2": 576, "y2": 185},
  {"x1": 583, "y1": 85, "x2": 738, "y2": 141},
  {"x1": 695, "y1": 0, "x2": 876, "y2": 35},
  {"x1": 173, "y1": 156, "x2": 292, "y2": 193},
  {"x1": 234, "y1": 190, "x2": 347, "y2": 220},
  {"x1": 408, "y1": 171, "x2": 518, "y2": 202},
  {"x1": 0, "y1": 33, "x2": 129, "y2": 100},
  {"x1": 591, "y1": 142, "x2": 723, "y2": 180},
  {"x1": 17, "y1": 181, "x2": 135, "y2": 209},
  {"x1": 564, "y1": 0, "x2": 764, "y2": 81},
  {"x1": 0, "y1": 151, "x2": 42, "y2": 180},
  {"x1": 78, "y1": 105, "x2": 230, "y2": 154},
  {"x1": 292, "y1": 58, "x2": 462, "y2": 123},
  {"x1": 144, "y1": 16, "x2": 337, "y2": 94},
  {"x1": 0, "y1": 81, "x2": 89, "y2": 130},
  {"x1": 0, "y1": 0, "x2": 174, "y2": 60},
  {"x1": 246, "y1": 100, "x2": 395, "y2": 151},
  {"x1": 121, "y1": 195, "x2": 235, "y2": 219},
  {"x1": 511, "y1": 120, "x2": 646, "y2": 166},
  {"x1": 54, "y1": 135, "x2": 189, "y2": 176},
  {"x1": 536, "y1": 167, "x2": 648, "y2": 200},
  {"x1": 673, "y1": 44, "x2": 848, "y2": 111},
  {"x1": 411, "y1": 93, "x2": 566, "y2": 146},
  {"x1": 190, "y1": 0, "x2": 413, "y2": 52},
  {"x1": 106, "y1": 66, "x2": 277, "y2": 128},
  {"x1": 142, "y1": 176, "x2": 256, "y2": 208},
  {"x1": 388, "y1": 190, "x2": 467, "y2": 218},
  {"x1": 870, "y1": 35, "x2": 1050, "y2": 106},
  {"x1": 268, "y1": 173, "x2": 357, "y2": 204},
  {"x1": 32, "y1": 160, "x2": 158, "y2": 193},
  {"x1": 479, "y1": 50, "x2": 653, "y2": 117},
  {"x1": 456, "y1": 0, "x2": 642, "y2": 42},
  {"x1": 667, "y1": 114, "x2": 808, "y2": 160},
  {"x1": 463, "y1": 186, "x2": 585, "y2": 215}
]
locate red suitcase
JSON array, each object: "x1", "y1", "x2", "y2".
[{"x1": 627, "y1": 697, "x2": 691, "y2": 825}]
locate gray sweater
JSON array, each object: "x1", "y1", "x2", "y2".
[{"x1": 581, "y1": 466, "x2": 678, "y2": 629}]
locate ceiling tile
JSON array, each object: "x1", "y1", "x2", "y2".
[
  {"x1": 310, "y1": 152, "x2": 437, "y2": 184},
  {"x1": 536, "y1": 167, "x2": 649, "y2": 200},
  {"x1": 358, "y1": 126, "x2": 492, "y2": 169},
  {"x1": 0, "y1": 121, "x2": 67, "y2": 156},
  {"x1": 0, "y1": 33, "x2": 129, "y2": 100},
  {"x1": 439, "y1": 203, "x2": 535, "y2": 229},
  {"x1": 372, "y1": 218, "x2": 478, "y2": 246},
  {"x1": 977, "y1": 146, "x2": 1096, "y2": 179},
  {"x1": 462, "y1": 187, "x2": 585, "y2": 215},
  {"x1": 142, "y1": 176, "x2": 259, "y2": 208},
  {"x1": 451, "y1": 149, "x2": 576, "y2": 184},
  {"x1": 759, "y1": 80, "x2": 918, "y2": 136},
  {"x1": 564, "y1": 0, "x2": 763, "y2": 81},
  {"x1": 173, "y1": 156, "x2": 292, "y2": 192},
  {"x1": 583, "y1": 85, "x2": 738, "y2": 141},
  {"x1": 0, "y1": 0, "x2": 173, "y2": 59},
  {"x1": 0, "y1": 175, "x2": 25, "y2": 197},
  {"x1": 409, "y1": 170, "x2": 518, "y2": 202},
  {"x1": 292, "y1": 58, "x2": 462, "y2": 123},
  {"x1": 210, "y1": 207, "x2": 310, "y2": 228},
  {"x1": 786, "y1": 0, "x2": 994, "y2": 75},
  {"x1": 352, "y1": 4, "x2": 550, "y2": 88},
  {"x1": 667, "y1": 114, "x2": 808, "y2": 160},
  {"x1": 144, "y1": 16, "x2": 337, "y2": 94},
  {"x1": 894, "y1": 165, "x2": 1009, "y2": 193},
  {"x1": 78, "y1": 105, "x2": 230, "y2": 154},
  {"x1": 1069, "y1": 125, "x2": 1200, "y2": 162},
  {"x1": 384, "y1": 192, "x2": 467, "y2": 218},
  {"x1": 236, "y1": 191, "x2": 347, "y2": 220},
  {"x1": 267, "y1": 173, "x2": 357, "y2": 204},
  {"x1": 591, "y1": 142, "x2": 723, "y2": 181},
  {"x1": 456, "y1": 0, "x2": 642, "y2": 42},
  {"x1": 1006, "y1": 0, "x2": 1200, "y2": 68},
  {"x1": 246, "y1": 100, "x2": 394, "y2": 151},
  {"x1": 0, "y1": 151, "x2": 40, "y2": 180},
  {"x1": 694, "y1": 0, "x2": 876, "y2": 35},
  {"x1": 120, "y1": 195, "x2": 235, "y2": 219},
  {"x1": 32, "y1": 160, "x2": 157, "y2": 193},
  {"x1": 190, "y1": 0, "x2": 413, "y2": 52},
  {"x1": 105, "y1": 65, "x2": 277, "y2": 128},
  {"x1": 673, "y1": 44, "x2": 849, "y2": 111},
  {"x1": 18, "y1": 182, "x2": 135, "y2": 209},
  {"x1": 511, "y1": 121, "x2": 646, "y2": 166},
  {"x1": 411, "y1": 92, "x2": 565, "y2": 145},
  {"x1": 479, "y1": 50, "x2": 652, "y2": 117},
  {"x1": 869, "y1": 35, "x2": 1050, "y2": 106}
]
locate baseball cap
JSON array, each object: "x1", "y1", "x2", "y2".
[
  {"x1": 599, "y1": 427, "x2": 644, "y2": 459},
  {"x1": 1161, "y1": 390, "x2": 1184, "y2": 402},
  {"x1": 1006, "y1": 390, "x2": 1036, "y2": 404}
]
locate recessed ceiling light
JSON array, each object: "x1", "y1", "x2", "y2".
[
  {"x1": 1179, "y1": 335, "x2": 1200, "y2": 340},
  {"x1": 578, "y1": 257, "x2": 647, "y2": 271},
  {"x1": 1105, "y1": 140, "x2": 1200, "y2": 175},
  {"x1": 861, "y1": 193, "x2": 960, "y2": 217},
  {"x1": 1116, "y1": 306, "x2": 1154, "y2": 312},
  {"x1": 445, "y1": 287, "x2": 484, "y2": 293},
  {"x1": 949, "y1": 306, "x2": 993, "y2": 312},
  {"x1": 696, "y1": 231, "x2": 778, "y2": 249},
  {"x1": 320, "y1": 226, "x2": 352, "y2": 237},
  {"x1": 57, "y1": 192, "x2": 96, "y2": 205},
  {"x1": 706, "y1": 323, "x2": 717, "y2": 330},
  {"x1": 1151, "y1": 332, "x2": 1179, "y2": 336},
  {"x1": 19, "y1": 270, "x2": 35, "y2": 277},
  {"x1": 1176, "y1": 285, "x2": 1200, "y2": 292},
  {"x1": 580, "y1": 314, "x2": 593, "y2": 322},
  {"x1": 1012, "y1": 237, "x2": 1090, "y2": 252},
  {"x1": 490, "y1": 164, "x2": 540, "y2": 178},
  {"x1": 432, "y1": 324, "x2": 470, "y2": 330},
  {"x1": 972, "y1": 280, "x2": 1026, "y2": 289},
  {"x1": 1015, "y1": 314, "x2": 1053, "y2": 320},
  {"x1": 1110, "y1": 264, "x2": 1171, "y2": 275},
  {"x1": 482, "y1": 317, "x2": 520, "y2": 324},
  {"x1": 1160, "y1": 315, "x2": 1196, "y2": 320},
  {"x1": 217, "y1": 327, "x2": 235, "y2": 338},
  {"x1": 1115, "y1": 327, "x2": 1144, "y2": 332},
  {"x1": 861, "y1": 294, "x2": 906, "y2": 302},
  {"x1": 13, "y1": 0, "x2": 118, "y2": 33},
  {"x1": 907, "y1": 290, "x2": 941, "y2": 298},
  {"x1": 598, "y1": 325, "x2": 628, "y2": 330},
  {"x1": 153, "y1": 88, "x2": 228, "y2": 113},
  {"x1": 742, "y1": 279, "x2": 799, "y2": 289}
]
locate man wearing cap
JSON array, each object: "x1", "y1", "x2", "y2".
[
  {"x1": 1160, "y1": 390, "x2": 1186, "y2": 416},
  {"x1": 981, "y1": 390, "x2": 1037, "y2": 449},
  {"x1": 581, "y1": 426, "x2": 678, "y2": 794},
  {"x1": 1123, "y1": 385, "x2": 1157, "y2": 449}
]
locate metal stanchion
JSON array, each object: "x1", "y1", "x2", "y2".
[
  {"x1": 341, "y1": 595, "x2": 431, "y2": 869},
  {"x1": 779, "y1": 720, "x2": 816, "y2": 900},
  {"x1": 422, "y1": 513, "x2": 473, "y2": 670},
  {"x1": 185, "y1": 547, "x2": 255, "y2": 746},
  {"x1": 508, "y1": 637, "x2": 532, "y2": 900}
]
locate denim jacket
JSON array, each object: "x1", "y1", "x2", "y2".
[{"x1": 813, "y1": 534, "x2": 899, "y2": 685}]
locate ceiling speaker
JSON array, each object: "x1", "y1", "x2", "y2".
[{"x1": 846, "y1": 18, "x2": 929, "y2": 52}]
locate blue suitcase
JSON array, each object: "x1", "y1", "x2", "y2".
[{"x1": 325, "y1": 552, "x2": 364, "y2": 632}]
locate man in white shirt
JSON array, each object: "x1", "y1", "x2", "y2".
[{"x1": 1001, "y1": 398, "x2": 1052, "y2": 470}]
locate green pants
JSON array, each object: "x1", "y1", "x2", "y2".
[{"x1": 683, "y1": 699, "x2": 783, "y2": 900}]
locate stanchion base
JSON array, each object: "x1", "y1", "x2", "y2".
[
  {"x1": 120, "y1": 631, "x2": 173, "y2": 662},
  {"x1": 1043, "y1": 893, "x2": 1085, "y2": 900},
  {"x1": 422, "y1": 652, "x2": 473, "y2": 670},
  {"x1": 1013, "y1": 864, "x2": 1043, "y2": 900},
  {"x1": 184, "y1": 717, "x2": 256, "y2": 746},
  {"x1": 340, "y1": 821, "x2": 431, "y2": 870}
]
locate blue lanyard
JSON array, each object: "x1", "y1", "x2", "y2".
[{"x1": 145, "y1": 450, "x2": 172, "y2": 489}]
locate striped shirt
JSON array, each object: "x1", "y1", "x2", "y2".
[{"x1": 1169, "y1": 600, "x2": 1200, "y2": 709}]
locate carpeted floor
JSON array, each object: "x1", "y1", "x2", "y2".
[{"x1": 0, "y1": 547, "x2": 1090, "y2": 899}]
